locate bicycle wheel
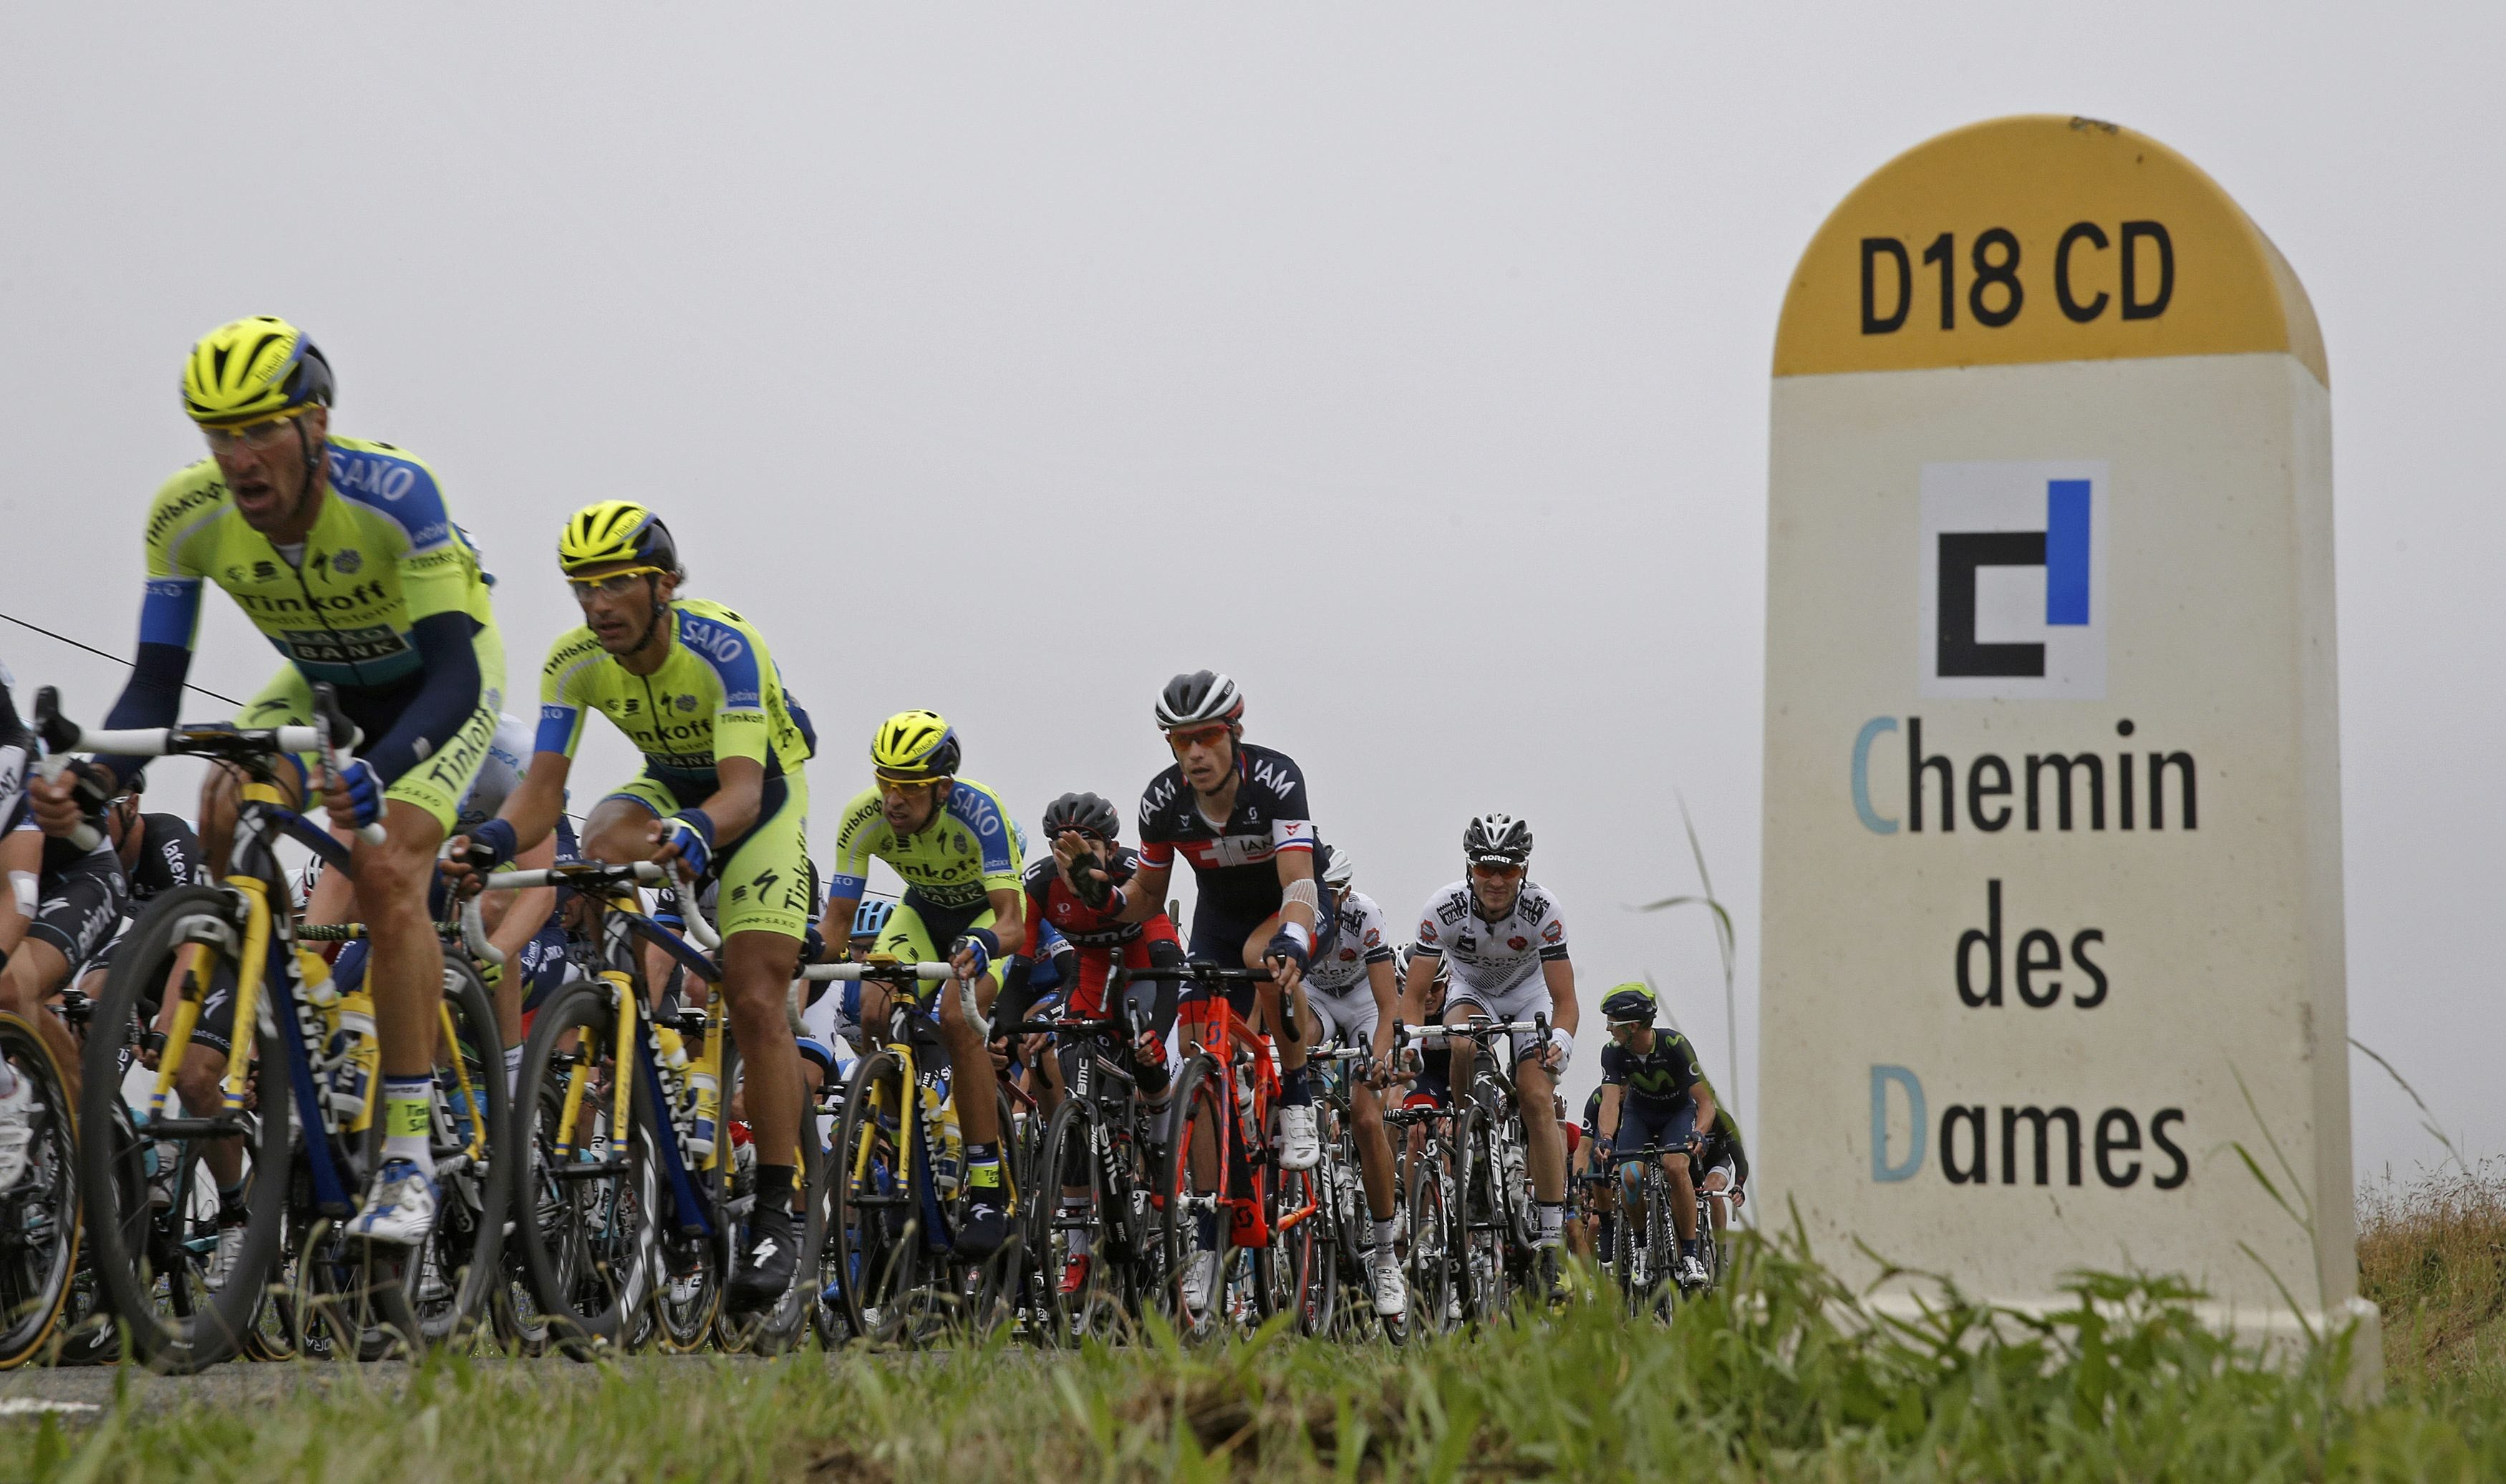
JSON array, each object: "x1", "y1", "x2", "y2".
[
  {"x1": 513, "y1": 979, "x2": 657, "y2": 1360},
  {"x1": 1403, "y1": 1154, "x2": 1456, "y2": 1337},
  {"x1": 716, "y1": 1035, "x2": 828, "y2": 1357},
  {"x1": 949, "y1": 1083, "x2": 1026, "y2": 1341},
  {"x1": 826, "y1": 1047, "x2": 919, "y2": 1347},
  {"x1": 1276, "y1": 1161, "x2": 1333, "y2": 1337},
  {"x1": 0, "y1": 1014, "x2": 79, "y2": 1367},
  {"x1": 76, "y1": 886, "x2": 294, "y2": 1372},
  {"x1": 1457, "y1": 1109, "x2": 1511, "y2": 1324},
  {"x1": 656, "y1": 1030, "x2": 727, "y2": 1354},
  {"x1": 1033, "y1": 1097, "x2": 1113, "y2": 1347},
  {"x1": 410, "y1": 956, "x2": 511, "y2": 1348},
  {"x1": 1156, "y1": 1054, "x2": 1227, "y2": 1343}
]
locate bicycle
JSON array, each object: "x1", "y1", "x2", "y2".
[
  {"x1": 1393, "y1": 1013, "x2": 1547, "y2": 1325},
  {"x1": 496, "y1": 858, "x2": 822, "y2": 1359},
  {"x1": 810, "y1": 956, "x2": 1022, "y2": 1347},
  {"x1": 1295, "y1": 1039, "x2": 1375, "y2": 1341},
  {"x1": 42, "y1": 684, "x2": 511, "y2": 1371},
  {"x1": 994, "y1": 988, "x2": 1164, "y2": 1347},
  {"x1": 1127, "y1": 962, "x2": 1314, "y2": 1342},
  {"x1": 1607, "y1": 1138, "x2": 1710, "y2": 1313},
  {"x1": 0, "y1": 1009, "x2": 78, "y2": 1368}
]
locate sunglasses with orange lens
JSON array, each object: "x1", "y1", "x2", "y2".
[{"x1": 1166, "y1": 724, "x2": 1231, "y2": 752}]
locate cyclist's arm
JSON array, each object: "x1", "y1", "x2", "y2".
[
  {"x1": 1598, "y1": 1083, "x2": 1622, "y2": 1144},
  {"x1": 1111, "y1": 855, "x2": 1171, "y2": 925},
  {"x1": 681, "y1": 754, "x2": 763, "y2": 851},
  {"x1": 482, "y1": 830, "x2": 559, "y2": 957},
  {"x1": 0, "y1": 827, "x2": 34, "y2": 957},
  {"x1": 977, "y1": 883, "x2": 1025, "y2": 974},
  {"x1": 1271, "y1": 846, "x2": 1317, "y2": 937},
  {"x1": 1398, "y1": 945, "x2": 1440, "y2": 1027},
  {"x1": 354, "y1": 612, "x2": 482, "y2": 787},
  {"x1": 1689, "y1": 1080, "x2": 1718, "y2": 1143},
  {"x1": 489, "y1": 751, "x2": 573, "y2": 857},
  {"x1": 1364, "y1": 954, "x2": 1400, "y2": 1063},
  {"x1": 1541, "y1": 956, "x2": 1579, "y2": 1040}
]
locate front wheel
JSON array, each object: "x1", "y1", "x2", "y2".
[
  {"x1": 825, "y1": 1048, "x2": 919, "y2": 1347},
  {"x1": 513, "y1": 979, "x2": 657, "y2": 1360},
  {"x1": 0, "y1": 1014, "x2": 79, "y2": 1368}
]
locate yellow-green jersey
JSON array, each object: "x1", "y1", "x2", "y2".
[
  {"x1": 138, "y1": 435, "x2": 496, "y2": 689},
  {"x1": 534, "y1": 598, "x2": 814, "y2": 807},
  {"x1": 826, "y1": 778, "x2": 1022, "y2": 915}
]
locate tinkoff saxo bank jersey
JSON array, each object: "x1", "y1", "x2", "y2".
[{"x1": 138, "y1": 437, "x2": 497, "y2": 689}]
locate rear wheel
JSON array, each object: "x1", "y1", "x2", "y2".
[
  {"x1": 1277, "y1": 1163, "x2": 1333, "y2": 1337},
  {"x1": 1404, "y1": 1154, "x2": 1456, "y2": 1337},
  {"x1": 410, "y1": 957, "x2": 511, "y2": 1349},
  {"x1": 1033, "y1": 1098, "x2": 1113, "y2": 1347}
]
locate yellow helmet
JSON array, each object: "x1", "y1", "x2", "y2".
[
  {"x1": 558, "y1": 500, "x2": 680, "y2": 577},
  {"x1": 871, "y1": 710, "x2": 960, "y2": 782},
  {"x1": 182, "y1": 316, "x2": 334, "y2": 427}
]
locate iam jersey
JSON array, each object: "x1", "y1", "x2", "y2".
[
  {"x1": 1411, "y1": 879, "x2": 1569, "y2": 998},
  {"x1": 1306, "y1": 888, "x2": 1395, "y2": 998},
  {"x1": 1136, "y1": 742, "x2": 1317, "y2": 945}
]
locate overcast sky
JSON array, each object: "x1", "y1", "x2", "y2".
[{"x1": 2, "y1": 6, "x2": 2496, "y2": 1195}]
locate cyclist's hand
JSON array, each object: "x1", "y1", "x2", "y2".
[
  {"x1": 800, "y1": 921, "x2": 828, "y2": 967},
  {"x1": 652, "y1": 811, "x2": 716, "y2": 879},
  {"x1": 987, "y1": 1037, "x2": 1012, "y2": 1076},
  {"x1": 1133, "y1": 1028, "x2": 1165, "y2": 1067},
  {"x1": 1262, "y1": 931, "x2": 1307, "y2": 992},
  {"x1": 324, "y1": 757, "x2": 384, "y2": 832},
  {"x1": 29, "y1": 762, "x2": 110, "y2": 837},
  {"x1": 949, "y1": 928, "x2": 1000, "y2": 983}
]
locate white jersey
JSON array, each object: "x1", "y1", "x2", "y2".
[
  {"x1": 1307, "y1": 888, "x2": 1395, "y2": 997},
  {"x1": 1410, "y1": 879, "x2": 1569, "y2": 1000}
]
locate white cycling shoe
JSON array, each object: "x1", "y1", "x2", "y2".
[
  {"x1": 0, "y1": 1072, "x2": 34, "y2": 1193},
  {"x1": 346, "y1": 1158, "x2": 439, "y2": 1246},
  {"x1": 206, "y1": 1226, "x2": 248, "y2": 1291},
  {"x1": 1368, "y1": 1244, "x2": 1407, "y2": 1319},
  {"x1": 1181, "y1": 1247, "x2": 1219, "y2": 1316},
  {"x1": 1676, "y1": 1253, "x2": 1711, "y2": 1289},
  {"x1": 1274, "y1": 1105, "x2": 1320, "y2": 1170}
]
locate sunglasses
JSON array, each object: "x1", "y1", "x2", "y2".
[
  {"x1": 1166, "y1": 724, "x2": 1232, "y2": 752},
  {"x1": 566, "y1": 567, "x2": 666, "y2": 600},
  {"x1": 201, "y1": 406, "x2": 314, "y2": 455},
  {"x1": 1469, "y1": 861, "x2": 1525, "y2": 880}
]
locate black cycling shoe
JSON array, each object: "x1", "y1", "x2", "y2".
[
  {"x1": 726, "y1": 1207, "x2": 798, "y2": 1315},
  {"x1": 1537, "y1": 1245, "x2": 1567, "y2": 1305},
  {"x1": 954, "y1": 1196, "x2": 1010, "y2": 1261}
]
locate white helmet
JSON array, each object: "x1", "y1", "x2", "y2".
[{"x1": 1321, "y1": 843, "x2": 1354, "y2": 891}]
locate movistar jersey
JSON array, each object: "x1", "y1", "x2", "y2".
[
  {"x1": 826, "y1": 777, "x2": 1022, "y2": 913},
  {"x1": 534, "y1": 599, "x2": 812, "y2": 797},
  {"x1": 137, "y1": 436, "x2": 497, "y2": 689}
]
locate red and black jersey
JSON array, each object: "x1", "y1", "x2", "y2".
[{"x1": 1021, "y1": 848, "x2": 1150, "y2": 951}]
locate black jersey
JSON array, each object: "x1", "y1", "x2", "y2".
[
  {"x1": 0, "y1": 664, "x2": 30, "y2": 838},
  {"x1": 1136, "y1": 742, "x2": 1317, "y2": 940},
  {"x1": 125, "y1": 813, "x2": 209, "y2": 900},
  {"x1": 1599, "y1": 1026, "x2": 1704, "y2": 1108}
]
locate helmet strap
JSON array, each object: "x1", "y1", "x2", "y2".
[{"x1": 624, "y1": 576, "x2": 671, "y2": 661}]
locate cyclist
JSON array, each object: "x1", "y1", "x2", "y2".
[
  {"x1": 449, "y1": 500, "x2": 816, "y2": 1312},
  {"x1": 795, "y1": 897, "x2": 894, "y2": 1097},
  {"x1": 1592, "y1": 981, "x2": 1716, "y2": 1290},
  {"x1": 29, "y1": 319, "x2": 505, "y2": 1244},
  {"x1": 1407, "y1": 812, "x2": 1580, "y2": 1298},
  {"x1": 1083, "y1": 672, "x2": 1330, "y2": 1173},
  {"x1": 1695, "y1": 1096, "x2": 1750, "y2": 1236},
  {"x1": 1301, "y1": 845, "x2": 1407, "y2": 1320},
  {"x1": 1, "y1": 699, "x2": 128, "y2": 1124},
  {"x1": 815, "y1": 710, "x2": 1027, "y2": 1261}
]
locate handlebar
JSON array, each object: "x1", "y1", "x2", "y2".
[
  {"x1": 31, "y1": 683, "x2": 385, "y2": 848},
  {"x1": 459, "y1": 896, "x2": 503, "y2": 967},
  {"x1": 800, "y1": 960, "x2": 958, "y2": 982},
  {"x1": 1117, "y1": 964, "x2": 1274, "y2": 984},
  {"x1": 473, "y1": 860, "x2": 667, "y2": 891}
]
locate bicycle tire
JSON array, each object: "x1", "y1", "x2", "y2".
[
  {"x1": 1033, "y1": 1096, "x2": 1112, "y2": 1347},
  {"x1": 1278, "y1": 1161, "x2": 1333, "y2": 1337},
  {"x1": 513, "y1": 978, "x2": 658, "y2": 1361},
  {"x1": 1156, "y1": 1054, "x2": 1227, "y2": 1343},
  {"x1": 1402, "y1": 1150, "x2": 1454, "y2": 1337},
  {"x1": 826, "y1": 1047, "x2": 920, "y2": 1347},
  {"x1": 0, "y1": 1014, "x2": 79, "y2": 1367},
  {"x1": 657, "y1": 1032, "x2": 731, "y2": 1354},
  {"x1": 76, "y1": 886, "x2": 294, "y2": 1372},
  {"x1": 717, "y1": 1035, "x2": 828, "y2": 1357},
  {"x1": 411, "y1": 955, "x2": 512, "y2": 1349}
]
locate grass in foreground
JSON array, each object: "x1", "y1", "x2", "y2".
[{"x1": 3, "y1": 1171, "x2": 2502, "y2": 1483}]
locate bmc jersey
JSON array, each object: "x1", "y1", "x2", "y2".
[
  {"x1": 1306, "y1": 888, "x2": 1395, "y2": 996},
  {"x1": 1600, "y1": 1027, "x2": 1703, "y2": 1107},
  {"x1": 535, "y1": 599, "x2": 813, "y2": 798},
  {"x1": 825, "y1": 777, "x2": 1023, "y2": 913},
  {"x1": 137, "y1": 436, "x2": 497, "y2": 690},
  {"x1": 1020, "y1": 848, "x2": 1151, "y2": 950},
  {"x1": 1410, "y1": 880, "x2": 1569, "y2": 999},
  {"x1": 1135, "y1": 742, "x2": 1317, "y2": 938}
]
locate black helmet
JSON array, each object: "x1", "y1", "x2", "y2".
[
  {"x1": 1156, "y1": 670, "x2": 1243, "y2": 730},
  {"x1": 1463, "y1": 813, "x2": 1533, "y2": 867},
  {"x1": 1042, "y1": 790, "x2": 1121, "y2": 843}
]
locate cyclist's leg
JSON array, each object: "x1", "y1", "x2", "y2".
[
  {"x1": 1234, "y1": 912, "x2": 1311, "y2": 1085},
  {"x1": 709, "y1": 779, "x2": 812, "y2": 1247},
  {"x1": 1663, "y1": 1102, "x2": 1701, "y2": 1245},
  {"x1": 7, "y1": 849, "x2": 129, "y2": 1095},
  {"x1": 872, "y1": 900, "x2": 1012, "y2": 1247}
]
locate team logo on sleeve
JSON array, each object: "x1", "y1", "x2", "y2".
[
  {"x1": 1363, "y1": 928, "x2": 1381, "y2": 948},
  {"x1": 1542, "y1": 921, "x2": 1564, "y2": 944},
  {"x1": 1418, "y1": 921, "x2": 1438, "y2": 944}
]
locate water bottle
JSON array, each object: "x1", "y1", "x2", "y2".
[
  {"x1": 329, "y1": 989, "x2": 378, "y2": 1123},
  {"x1": 924, "y1": 1077, "x2": 963, "y2": 1195},
  {"x1": 687, "y1": 1064, "x2": 721, "y2": 1160},
  {"x1": 298, "y1": 947, "x2": 339, "y2": 1010}
]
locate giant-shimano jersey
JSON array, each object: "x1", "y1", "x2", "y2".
[
  {"x1": 1409, "y1": 880, "x2": 1569, "y2": 999},
  {"x1": 534, "y1": 599, "x2": 813, "y2": 805}
]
